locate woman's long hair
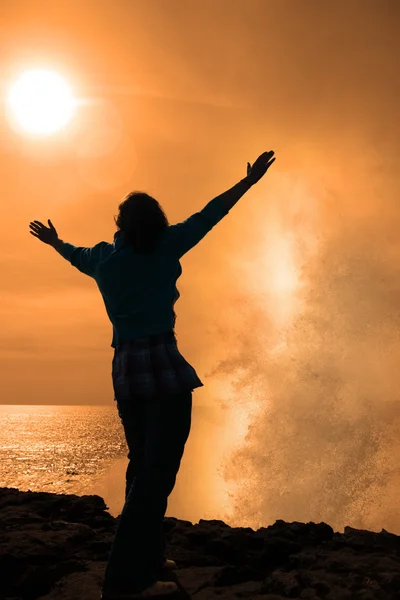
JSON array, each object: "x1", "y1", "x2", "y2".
[{"x1": 114, "y1": 191, "x2": 169, "y2": 253}]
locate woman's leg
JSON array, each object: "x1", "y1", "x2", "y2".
[
  {"x1": 143, "y1": 389, "x2": 193, "y2": 573},
  {"x1": 102, "y1": 390, "x2": 192, "y2": 594},
  {"x1": 111, "y1": 348, "x2": 147, "y2": 501},
  {"x1": 122, "y1": 414, "x2": 146, "y2": 501}
]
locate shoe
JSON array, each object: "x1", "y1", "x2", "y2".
[
  {"x1": 162, "y1": 559, "x2": 177, "y2": 570},
  {"x1": 101, "y1": 581, "x2": 179, "y2": 599}
]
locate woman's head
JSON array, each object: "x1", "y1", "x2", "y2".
[{"x1": 114, "y1": 191, "x2": 169, "y2": 252}]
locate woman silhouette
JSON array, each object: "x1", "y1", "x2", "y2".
[{"x1": 29, "y1": 150, "x2": 275, "y2": 599}]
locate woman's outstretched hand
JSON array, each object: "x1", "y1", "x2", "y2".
[
  {"x1": 29, "y1": 219, "x2": 59, "y2": 246},
  {"x1": 246, "y1": 150, "x2": 275, "y2": 185}
]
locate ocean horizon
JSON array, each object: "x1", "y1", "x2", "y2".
[
  {"x1": 0, "y1": 403, "x2": 231, "y2": 524},
  {"x1": 0, "y1": 404, "x2": 126, "y2": 496}
]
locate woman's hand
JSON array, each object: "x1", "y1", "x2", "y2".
[
  {"x1": 246, "y1": 150, "x2": 275, "y2": 185},
  {"x1": 29, "y1": 219, "x2": 59, "y2": 246}
]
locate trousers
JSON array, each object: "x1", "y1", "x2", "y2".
[{"x1": 102, "y1": 389, "x2": 192, "y2": 593}]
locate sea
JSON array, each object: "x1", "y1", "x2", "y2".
[
  {"x1": 2, "y1": 404, "x2": 399, "y2": 534},
  {"x1": 0, "y1": 403, "x2": 229, "y2": 523},
  {"x1": 0, "y1": 405, "x2": 127, "y2": 497}
]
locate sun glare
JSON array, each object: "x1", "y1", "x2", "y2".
[{"x1": 7, "y1": 69, "x2": 75, "y2": 136}]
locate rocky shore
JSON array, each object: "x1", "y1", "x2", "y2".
[{"x1": 1, "y1": 487, "x2": 399, "y2": 599}]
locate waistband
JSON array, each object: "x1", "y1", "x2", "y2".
[{"x1": 114, "y1": 330, "x2": 176, "y2": 350}]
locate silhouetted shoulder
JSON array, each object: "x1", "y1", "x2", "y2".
[
  {"x1": 67, "y1": 241, "x2": 113, "y2": 276},
  {"x1": 160, "y1": 198, "x2": 230, "y2": 258}
]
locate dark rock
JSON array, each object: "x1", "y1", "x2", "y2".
[
  {"x1": 18, "y1": 559, "x2": 86, "y2": 599},
  {"x1": 263, "y1": 569, "x2": 303, "y2": 597},
  {"x1": 212, "y1": 565, "x2": 263, "y2": 586},
  {"x1": 312, "y1": 580, "x2": 331, "y2": 596},
  {"x1": 203, "y1": 538, "x2": 245, "y2": 565},
  {"x1": 163, "y1": 517, "x2": 179, "y2": 534},
  {"x1": 256, "y1": 538, "x2": 303, "y2": 570},
  {"x1": 198, "y1": 519, "x2": 230, "y2": 529},
  {"x1": 186, "y1": 529, "x2": 214, "y2": 546},
  {"x1": 0, "y1": 487, "x2": 399, "y2": 600}
]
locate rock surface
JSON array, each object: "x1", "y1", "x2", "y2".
[{"x1": 1, "y1": 487, "x2": 399, "y2": 599}]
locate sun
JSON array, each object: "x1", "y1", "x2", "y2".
[{"x1": 7, "y1": 69, "x2": 76, "y2": 136}]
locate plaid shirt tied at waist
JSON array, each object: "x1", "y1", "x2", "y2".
[{"x1": 112, "y1": 331, "x2": 203, "y2": 399}]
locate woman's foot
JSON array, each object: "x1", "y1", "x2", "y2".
[
  {"x1": 162, "y1": 559, "x2": 177, "y2": 570},
  {"x1": 101, "y1": 580, "x2": 179, "y2": 599}
]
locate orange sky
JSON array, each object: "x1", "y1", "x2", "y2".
[
  {"x1": 1, "y1": 0, "x2": 400, "y2": 533},
  {"x1": 1, "y1": 0, "x2": 398, "y2": 406}
]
